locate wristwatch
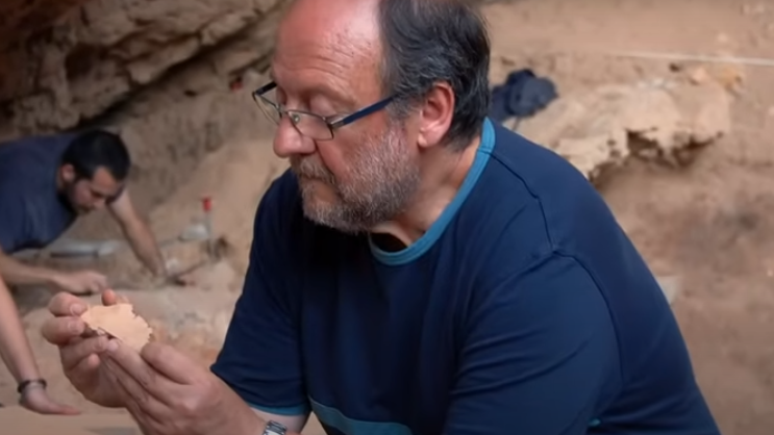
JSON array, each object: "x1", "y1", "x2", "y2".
[{"x1": 263, "y1": 420, "x2": 287, "y2": 435}]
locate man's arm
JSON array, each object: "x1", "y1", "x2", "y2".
[
  {"x1": 0, "y1": 274, "x2": 44, "y2": 383},
  {"x1": 0, "y1": 250, "x2": 108, "y2": 295},
  {"x1": 0, "y1": 249, "x2": 60, "y2": 287},
  {"x1": 211, "y1": 174, "x2": 310, "y2": 434},
  {"x1": 213, "y1": 267, "x2": 310, "y2": 433},
  {"x1": 107, "y1": 188, "x2": 167, "y2": 277},
  {"x1": 444, "y1": 254, "x2": 620, "y2": 435}
]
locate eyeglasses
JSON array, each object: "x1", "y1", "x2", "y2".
[{"x1": 252, "y1": 81, "x2": 395, "y2": 141}]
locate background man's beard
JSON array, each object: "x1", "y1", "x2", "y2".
[
  {"x1": 292, "y1": 127, "x2": 420, "y2": 233},
  {"x1": 62, "y1": 182, "x2": 88, "y2": 214}
]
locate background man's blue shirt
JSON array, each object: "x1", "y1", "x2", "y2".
[
  {"x1": 0, "y1": 134, "x2": 77, "y2": 253},
  {"x1": 211, "y1": 119, "x2": 719, "y2": 435}
]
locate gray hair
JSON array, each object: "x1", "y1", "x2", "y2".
[{"x1": 378, "y1": 0, "x2": 491, "y2": 151}]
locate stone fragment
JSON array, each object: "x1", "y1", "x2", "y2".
[{"x1": 80, "y1": 303, "x2": 154, "y2": 352}]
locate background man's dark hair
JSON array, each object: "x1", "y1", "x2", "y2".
[
  {"x1": 378, "y1": 0, "x2": 491, "y2": 151},
  {"x1": 61, "y1": 130, "x2": 131, "y2": 181}
]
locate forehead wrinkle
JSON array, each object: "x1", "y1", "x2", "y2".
[
  {"x1": 273, "y1": 36, "x2": 379, "y2": 106},
  {"x1": 275, "y1": 0, "x2": 382, "y2": 104},
  {"x1": 272, "y1": 50, "x2": 354, "y2": 102}
]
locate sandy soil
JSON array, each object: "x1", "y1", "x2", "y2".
[{"x1": 4, "y1": 1, "x2": 774, "y2": 434}]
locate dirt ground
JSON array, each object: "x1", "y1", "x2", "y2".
[{"x1": 3, "y1": 0, "x2": 774, "y2": 434}]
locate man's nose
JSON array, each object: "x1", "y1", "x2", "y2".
[{"x1": 273, "y1": 119, "x2": 316, "y2": 159}]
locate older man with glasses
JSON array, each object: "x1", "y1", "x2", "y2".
[{"x1": 40, "y1": 1, "x2": 720, "y2": 435}]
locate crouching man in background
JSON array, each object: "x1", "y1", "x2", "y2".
[{"x1": 0, "y1": 129, "x2": 169, "y2": 294}]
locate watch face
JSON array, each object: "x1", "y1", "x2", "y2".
[{"x1": 265, "y1": 420, "x2": 287, "y2": 435}]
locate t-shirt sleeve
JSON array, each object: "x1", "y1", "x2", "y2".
[
  {"x1": 0, "y1": 188, "x2": 25, "y2": 252},
  {"x1": 444, "y1": 254, "x2": 620, "y2": 435},
  {"x1": 210, "y1": 174, "x2": 309, "y2": 417}
]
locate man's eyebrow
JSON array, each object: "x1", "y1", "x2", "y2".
[
  {"x1": 316, "y1": 85, "x2": 357, "y2": 108},
  {"x1": 268, "y1": 70, "x2": 356, "y2": 110}
]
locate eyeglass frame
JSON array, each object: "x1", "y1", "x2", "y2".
[{"x1": 252, "y1": 81, "x2": 396, "y2": 141}]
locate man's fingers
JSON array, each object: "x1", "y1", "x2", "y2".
[
  {"x1": 103, "y1": 356, "x2": 171, "y2": 421},
  {"x1": 60, "y1": 335, "x2": 108, "y2": 370},
  {"x1": 141, "y1": 342, "x2": 201, "y2": 385},
  {"x1": 20, "y1": 388, "x2": 81, "y2": 416},
  {"x1": 68, "y1": 352, "x2": 101, "y2": 379},
  {"x1": 104, "y1": 357, "x2": 151, "y2": 406},
  {"x1": 43, "y1": 400, "x2": 81, "y2": 416},
  {"x1": 54, "y1": 404, "x2": 81, "y2": 415},
  {"x1": 40, "y1": 317, "x2": 86, "y2": 345},
  {"x1": 105, "y1": 340, "x2": 177, "y2": 406},
  {"x1": 47, "y1": 292, "x2": 88, "y2": 317},
  {"x1": 101, "y1": 289, "x2": 130, "y2": 306}
]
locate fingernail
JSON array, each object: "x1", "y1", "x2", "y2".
[
  {"x1": 70, "y1": 304, "x2": 86, "y2": 315},
  {"x1": 94, "y1": 337, "x2": 106, "y2": 351},
  {"x1": 106, "y1": 340, "x2": 119, "y2": 352},
  {"x1": 68, "y1": 321, "x2": 82, "y2": 334}
]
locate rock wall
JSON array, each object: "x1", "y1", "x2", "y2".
[
  {"x1": 1, "y1": 0, "x2": 285, "y2": 134},
  {"x1": 0, "y1": 0, "x2": 90, "y2": 108}
]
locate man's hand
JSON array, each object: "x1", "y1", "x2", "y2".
[
  {"x1": 20, "y1": 384, "x2": 80, "y2": 415},
  {"x1": 40, "y1": 290, "x2": 128, "y2": 408},
  {"x1": 168, "y1": 272, "x2": 196, "y2": 287},
  {"x1": 102, "y1": 340, "x2": 261, "y2": 435},
  {"x1": 51, "y1": 270, "x2": 109, "y2": 295},
  {"x1": 148, "y1": 272, "x2": 196, "y2": 289}
]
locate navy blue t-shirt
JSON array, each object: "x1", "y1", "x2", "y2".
[
  {"x1": 211, "y1": 118, "x2": 719, "y2": 435},
  {"x1": 0, "y1": 134, "x2": 78, "y2": 253}
]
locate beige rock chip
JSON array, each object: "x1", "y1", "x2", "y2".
[
  {"x1": 515, "y1": 77, "x2": 731, "y2": 182},
  {"x1": 80, "y1": 304, "x2": 154, "y2": 353}
]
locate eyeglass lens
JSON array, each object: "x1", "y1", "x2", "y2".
[{"x1": 255, "y1": 87, "x2": 333, "y2": 140}]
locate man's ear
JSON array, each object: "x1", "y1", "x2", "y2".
[
  {"x1": 60, "y1": 164, "x2": 76, "y2": 183},
  {"x1": 416, "y1": 81, "x2": 455, "y2": 150}
]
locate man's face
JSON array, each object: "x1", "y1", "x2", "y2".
[
  {"x1": 290, "y1": 118, "x2": 421, "y2": 233},
  {"x1": 272, "y1": 0, "x2": 421, "y2": 233},
  {"x1": 60, "y1": 165, "x2": 123, "y2": 214}
]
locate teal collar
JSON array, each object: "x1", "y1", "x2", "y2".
[{"x1": 369, "y1": 118, "x2": 496, "y2": 266}]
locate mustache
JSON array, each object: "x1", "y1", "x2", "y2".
[{"x1": 291, "y1": 156, "x2": 336, "y2": 184}]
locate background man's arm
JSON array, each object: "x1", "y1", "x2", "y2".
[
  {"x1": 107, "y1": 188, "x2": 167, "y2": 278},
  {"x1": 0, "y1": 249, "x2": 60, "y2": 287},
  {"x1": 443, "y1": 254, "x2": 619, "y2": 435}
]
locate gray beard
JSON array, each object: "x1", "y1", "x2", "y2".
[{"x1": 292, "y1": 126, "x2": 420, "y2": 234}]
